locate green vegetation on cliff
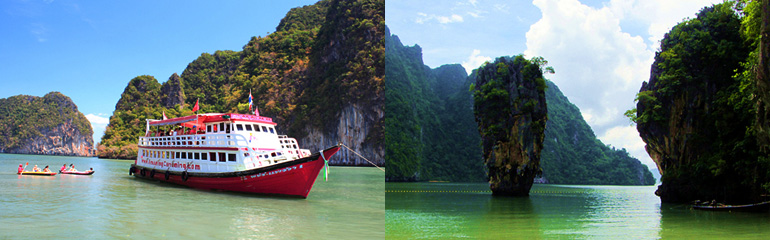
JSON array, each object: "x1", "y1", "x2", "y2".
[
  {"x1": 100, "y1": 0, "x2": 384, "y2": 160},
  {"x1": 384, "y1": 27, "x2": 484, "y2": 181},
  {"x1": 0, "y1": 92, "x2": 93, "y2": 154},
  {"x1": 629, "y1": 1, "x2": 770, "y2": 203},
  {"x1": 98, "y1": 75, "x2": 196, "y2": 159}
]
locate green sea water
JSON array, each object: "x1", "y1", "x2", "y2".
[
  {"x1": 386, "y1": 182, "x2": 770, "y2": 239},
  {"x1": 0, "y1": 154, "x2": 384, "y2": 239}
]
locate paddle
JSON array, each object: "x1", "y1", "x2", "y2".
[{"x1": 20, "y1": 162, "x2": 28, "y2": 175}]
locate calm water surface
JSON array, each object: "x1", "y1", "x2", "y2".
[
  {"x1": 1, "y1": 154, "x2": 384, "y2": 239},
  {"x1": 386, "y1": 182, "x2": 770, "y2": 239}
]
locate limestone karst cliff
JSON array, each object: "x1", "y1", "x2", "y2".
[
  {"x1": 472, "y1": 56, "x2": 548, "y2": 196},
  {"x1": 633, "y1": 3, "x2": 769, "y2": 203},
  {"x1": 0, "y1": 92, "x2": 94, "y2": 157},
  {"x1": 99, "y1": 0, "x2": 384, "y2": 166}
]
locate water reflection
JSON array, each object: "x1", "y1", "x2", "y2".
[
  {"x1": 659, "y1": 202, "x2": 770, "y2": 239},
  {"x1": 386, "y1": 183, "x2": 667, "y2": 239}
]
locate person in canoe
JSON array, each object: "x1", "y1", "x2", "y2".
[
  {"x1": 43, "y1": 166, "x2": 51, "y2": 173},
  {"x1": 68, "y1": 164, "x2": 77, "y2": 172},
  {"x1": 60, "y1": 164, "x2": 66, "y2": 173},
  {"x1": 18, "y1": 164, "x2": 23, "y2": 174},
  {"x1": 32, "y1": 165, "x2": 40, "y2": 172}
]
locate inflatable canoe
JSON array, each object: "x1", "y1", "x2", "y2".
[
  {"x1": 60, "y1": 170, "x2": 94, "y2": 175},
  {"x1": 18, "y1": 171, "x2": 57, "y2": 176}
]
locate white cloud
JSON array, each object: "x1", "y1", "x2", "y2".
[
  {"x1": 416, "y1": 13, "x2": 464, "y2": 24},
  {"x1": 86, "y1": 113, "x2": 110, "y2": 144},
  {"x1": 523, "y1": 0, "x2": 724, "y2": 177},
  {"x1": 461, "y1": 49, "x2": 491, "y2": 75},
  {"x1": 524, "y1": 0, "x2": 699, "y2": 176},
  {"x1": 85, "y1": 113, "x2": 109, "y2": 124},
  {"x1": 607, "y1": 0, "x2": 722, "y2": 50}
]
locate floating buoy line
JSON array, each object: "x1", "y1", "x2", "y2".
[{"x1": 384, "y1": 190, "x2": 584, "y2": 194}]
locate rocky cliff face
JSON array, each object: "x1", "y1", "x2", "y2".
[
  {"x1": 472, "y1": 56, "x2": 548, "y2": 196},
  {"x1": 635, "y1": 4, "x2": 758, "y2": 203},
  {"x1": 161, "y1": 73, "x2": 185, "y2": 108},
  {"x1": 300, "y1": 103, "x2": 383, "y2": 166},
  {"x1": 0, "y1": 92, "x2": 94, "y2": 157},
  {"x1": 755, "y1": 0, "x2": 770, "y2": 153},
  {"x1": 13, "y1": 120, "x2": 93, "y2": 156}
]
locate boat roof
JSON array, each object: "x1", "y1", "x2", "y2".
[{"x1": 148, "y1": 113, "x2": 276, "y2": 127}]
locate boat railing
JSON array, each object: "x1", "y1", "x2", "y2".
[
  {"x1": 139, "y1": 133, "x2": 250, "y2": 148},
  {"x1": 277, "y1": 135, "x2": 310, "y2": 158}
]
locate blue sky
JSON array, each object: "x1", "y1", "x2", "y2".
[
  {"x1": 0, "y1": 0, "x2": 319, "y2": 145},
  {"x1": 386, "y1": 0, "x2": 722, "y2": 175}
]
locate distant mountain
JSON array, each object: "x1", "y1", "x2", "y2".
[
  {"x1": 542, "y1": 81, "x2": 654, "y2": 185},
  {"x1": 385, "y1": 28, "x2": 654, "y2": 185},
  {"x1": 384, "y1": 26, "x2": 484, "y2": 181},
  {"x1": 0, "y1": 92, "x2": 94, "y2": 156},
  {"x1": 99, "y1": 0, "x2": 384, "y2": 166}
]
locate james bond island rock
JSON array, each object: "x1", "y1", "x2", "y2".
[
  {"x1": 633, "y1": 3, "x2": 769, "y2": 204},
  {"x1": 472, "y1": 55, "x2": 548, "y2": 196},
  {"x1": 0, "y1": 92, "x2": 94, "y2": 156},
  {"x1": 100, "y1": 0, "x2": 384, "y2": 166}
]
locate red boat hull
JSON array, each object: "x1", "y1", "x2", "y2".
[{"x1": 130, "y1": 145, "x2": 339, "y2": 198}]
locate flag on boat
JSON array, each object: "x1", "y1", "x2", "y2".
[
  {"x1": 162, "y1": 111, "x2": 168, "y2": 120},
  {"x1": 192, "y1": 99, "x2": 200, "y2": 112},
  {"x1": 248, "y1": 90, "x2": 253, "y2": 114}
]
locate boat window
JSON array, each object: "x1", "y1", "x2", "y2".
[
  {"x1": 194, "y1": 152, "x2": 200, "y2": 160},
  {"x1": 225, "y1": 123, "x2": 231, "y2": 133},
  {"x1": 213, "y1": 124, "x2": 218, "y2": 133},
  {"x1": 252, "y1": 124, "x2": 260, "y2": 132},
  {"x1": 261, "y1": 126, "x2": 268, "y2": 132},
  {"x1": 175, "y1": 152, "x2": 180, "y2": 159},
  {"x1": 207, "y1": 125, "x2": 212, "y2": 133},
  {"x1": 269, "y1": 127, "x2": 275, "y2": 134},
  {"x1": 245, "y1": 124, "x2": 253, "y2": 131},
  {"x1": 236, "y1": 124, "x2": 244, "y2": 131},
  {"x1": 209, "y1": 152, "x2": 216, "y2": 162},
  {"x1": 218, "y1": 152, "x2": 226, "y2": 162},
  {"x1": 219, "y1": 123, "x2": 224, "y2": 133},
  {"x1": 228, "y1": 153, "x2": 236, "y2": 162},
  {"x1": 201, "y1": 152, "x2": 207, "y2": 160}
]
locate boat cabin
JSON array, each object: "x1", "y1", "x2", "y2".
[{"x1": 136, "y1": 113, "x2": 310, "y2": 173}]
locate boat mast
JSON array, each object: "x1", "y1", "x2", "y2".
[{"x1": 146, "y1": 119, "x2": 151, "y2": 135}]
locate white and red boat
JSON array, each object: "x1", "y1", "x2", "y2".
[{"x1": 129, "y1": 113, "x2": 340, "y2": 198}]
